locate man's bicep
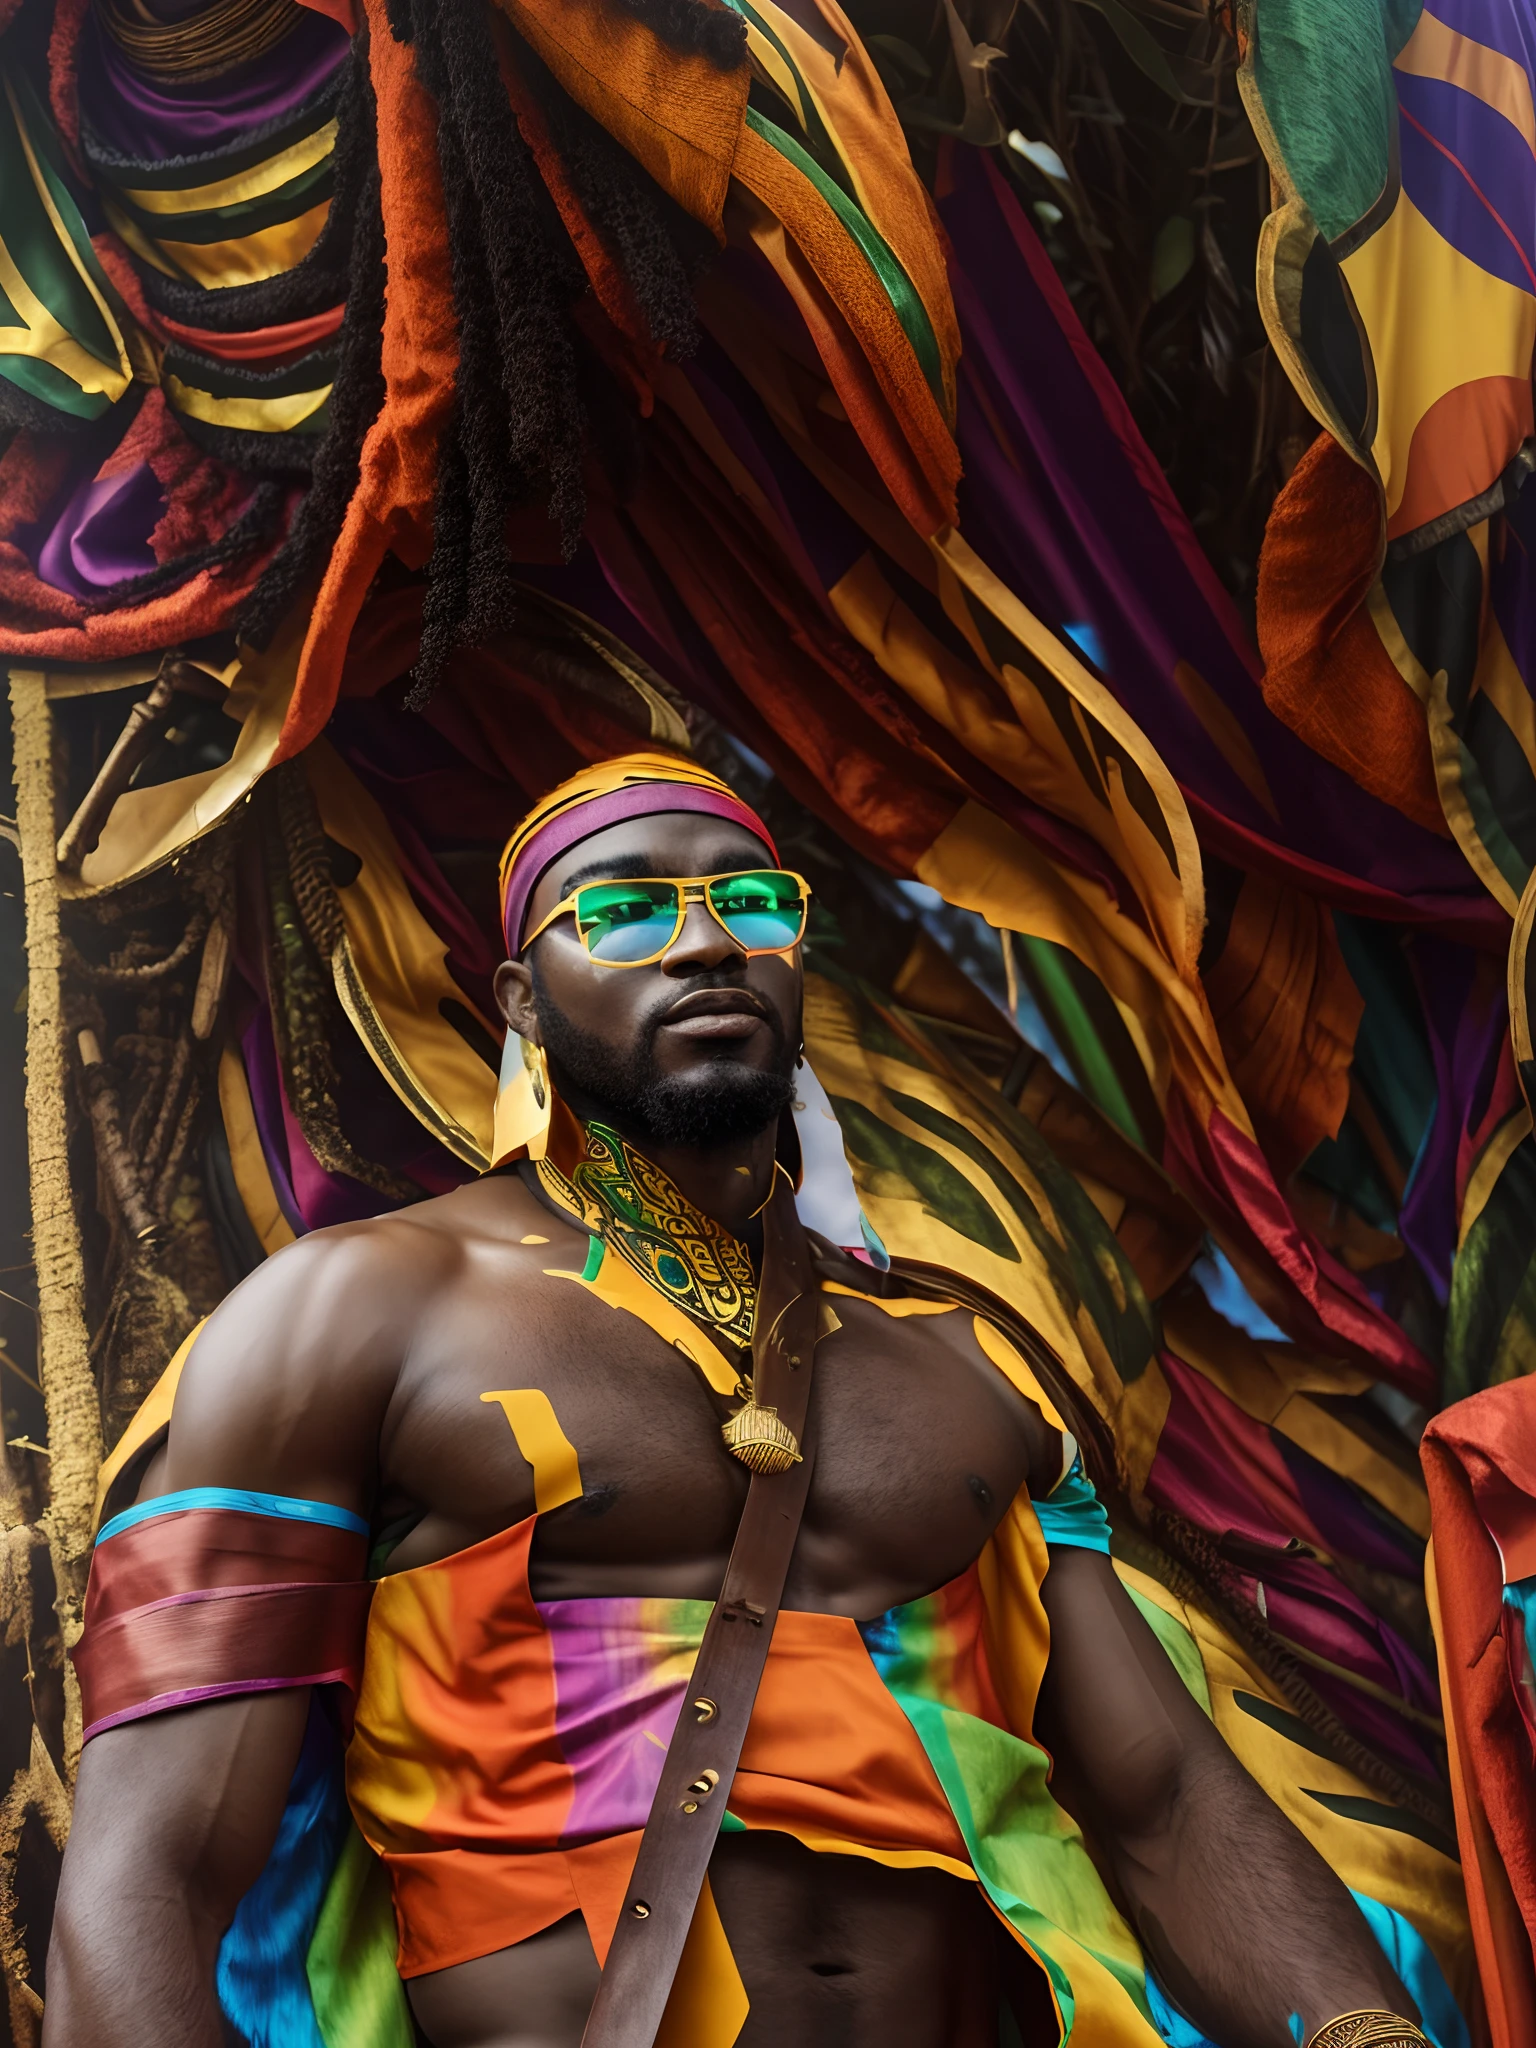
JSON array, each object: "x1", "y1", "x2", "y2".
[
  {"x1": 1036, "y1": 1546, "x2": 1216, "y2": 1833},
  {"x1": 61, "y1": 1691, "x2": 310, "y2": 1917}
]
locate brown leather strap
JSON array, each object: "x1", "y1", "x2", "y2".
[{"x1": 579, "y1": 1164, "x2": 821, "y2": 2048}]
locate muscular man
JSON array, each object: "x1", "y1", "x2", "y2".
[{"x1": 48, "y1": 756, "x2": 1428, "y2": 2048}]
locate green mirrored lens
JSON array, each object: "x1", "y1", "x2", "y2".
[
  {"x1": 709, "y1": 870, "x2": 805, "y2": 952},
  {"x1": 575, "y1": 881, "x2": 681, "y2": 962}
]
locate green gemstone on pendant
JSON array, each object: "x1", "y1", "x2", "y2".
[{"x1": 657, "y1": 1252, "x2": 689, "y2": 1291}]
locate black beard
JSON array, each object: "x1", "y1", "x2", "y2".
[{"x1": 531, "y1": 969, "x2": 798, "y2": 1150}]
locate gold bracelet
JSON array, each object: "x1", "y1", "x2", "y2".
[{"x1": 1305, "y1": 2014, "x2": 1430, "y2": 2048}]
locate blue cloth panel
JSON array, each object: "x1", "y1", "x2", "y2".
[
  {"x1": 1349, "y1": 1890, "x2": 1469, "y2": 2048},
  {"x1": 217, "y1": 1698, "x2": 350, "y2": 2048}
]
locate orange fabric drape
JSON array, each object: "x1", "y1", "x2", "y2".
[
  {"x1": 275, "y1": 0, "x2": 458, "y2": 760},
  {"x1": 1255, "y1": 434, "x2": 1446, "y2": 837},
  {"x1": 1423, "y1": 1381, "x2": 1536, "y2": 2048}
]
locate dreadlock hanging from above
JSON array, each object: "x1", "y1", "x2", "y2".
[
  {"x1": 610, "y1": 0, "x2": 746, "y2": 65},
  {"x1": 389, "y1": 0, "x2": 745, "y2": 708},
  {"x1": 238, "y1": 37, "x2": 389, "y2": 650},
  {"x1": 511, "y1": 29, "x2": 716, "y2": 363},
  {"x1": 403, "y1": 0, "x2": 586, "y2": 703}
]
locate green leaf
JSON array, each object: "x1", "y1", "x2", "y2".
[
  {"x1": 865, "y1": 33, "x2": 932, "y2": 84},
  {"x1": 1075, "y1": 0, "x2": 1186, "y2": 102},
  {"x1": 1150, "y1": 214, "x2": 1196, "y2": 301}
]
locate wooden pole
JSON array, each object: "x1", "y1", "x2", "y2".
[{"x1": 9, "y1": 669, "x2": 102, "y2": 1784}]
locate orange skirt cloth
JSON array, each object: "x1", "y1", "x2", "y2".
[{"x1": 346, "y1": 1514, "x2": 985, "y2": 1976}]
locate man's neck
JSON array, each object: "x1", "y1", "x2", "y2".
[{"x1": 619, "y1": 1122, "x2": 779, "y2": 1243}]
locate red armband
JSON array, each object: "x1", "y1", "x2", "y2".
[{"x1": 74, "y1": 1488, "x2": 372, "y2": 1742}]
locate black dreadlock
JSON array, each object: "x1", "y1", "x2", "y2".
[
  {"x1": 399, "y1": 0, "x2": 587, "y2": 706},
  {"x1": 239, "y1": 38, "x2": 388, "y2": 649},
  {"x1": 511, "y1": 27, "x2": 714, "y2": 361},
  {"x1": 392, "y1": 0, "x2": 741, "y2": 708},
  {"x1": 610, "y1": 0, "x2": 746, "y2": 67}
]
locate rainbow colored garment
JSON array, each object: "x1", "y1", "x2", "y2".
[
  {"x1": 77, "y1": 1243, "x2": 1472, "y2": 2046},
  {"x1": 342, "y1": 1257, "x2": 1186, "y2": 2041}
]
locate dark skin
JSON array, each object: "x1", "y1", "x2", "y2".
[{"x1": 45, "y1": 814, "x2": 1413, "y2": 2047}]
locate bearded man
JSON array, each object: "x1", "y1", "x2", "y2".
[{"x1": 47, "y1": 756, "x2": 1439, "y2": 2048}]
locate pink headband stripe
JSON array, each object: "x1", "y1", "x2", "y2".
[{"x1": 502, "y1": 785, "x2": 779, "y2": 954}]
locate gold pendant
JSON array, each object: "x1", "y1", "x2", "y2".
[{"x1": 721, "y1": 1401, "x2": 802, "y2": 1475}]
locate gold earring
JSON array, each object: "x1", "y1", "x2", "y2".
[{"x1": 490, "y1": 1032, "x2": 552, "y2": 1165}]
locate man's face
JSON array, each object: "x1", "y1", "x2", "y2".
[{"x1": 494, "y1": 811, "x2": 804, "y2": 1150}]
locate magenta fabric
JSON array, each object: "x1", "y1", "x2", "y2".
[
  {"x1": 1148, "y1": 1354, "x2": 1438, "y2": 1778},
  {"x1": 502, "y1": 784, "x2": 779, "y2": 955},
  {"x1": 537, "y1": 1594, "x2": 703, "y2": 1847},
  {"x1": 1164, "y1": 1097, "x2": 1439, "y2": 1401}
]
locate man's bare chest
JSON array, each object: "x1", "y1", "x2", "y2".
[{"x1": 379, "y1": 1275, "x2": 1051, "y2": 1615}]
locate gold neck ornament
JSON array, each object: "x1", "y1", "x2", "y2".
[
  {"x1": 537, "y1": 1119, "x2": 758, "y2": 1345},
  {"x1": 536, "y1": 1121, "x2": 803, "y2": 1475}
]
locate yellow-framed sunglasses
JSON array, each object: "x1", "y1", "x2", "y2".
[{"x1": 522, "y1": 868, "x2": 813, "y2": 968}]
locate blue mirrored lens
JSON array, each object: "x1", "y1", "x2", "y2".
[
  {"x1": 576, "y1": 882, "x2": 681, "y2": 962},
  {"x1": 710, "y1": 871, "x2": 805, "y2": 952}
]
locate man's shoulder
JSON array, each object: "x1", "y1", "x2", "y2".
[
  {"x1": 168, "y1": 1177, "x2": 574, "y2": 1447},
  {"x1": 229, "y1": 1171, "x2": 567, "y2": 1305}
]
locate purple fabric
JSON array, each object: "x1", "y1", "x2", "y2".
[
  {"x1": 1273, "y1": 1435, "x2": 1422, "y2": 1579},
  {"x1": 267, "y1": 1030, "x2": 389, "y2": 1233},
  {"x1": 1398, "y1": 72, "x2": 1536, "y2": 297},
  {"x1": 686, "y1": 312, "x2": 867, "y2": 594},
  {"x1": 325, "y1": 713, "x2": 506, "y2": 1000},
  {"x1": 235, "y1": 837, "x2": 473, "y2": 1224},
  {"x1": 1400, "y1": 944, "x2": 1509, "y2": 1301},
  {"x1": 680, "y1": 352, "x2": 845, "y2": 608},
  {"x1": 673, "y1": 310, "x2": 1132, "y2": 902},
  {"x1": 375, "y1": 799, "x2": 501, "y2": 993},
  {"x1": 1261, "y1": 1576, "x2": 1438, "y2": 1777},
  {"x1": 33, "y1": 464, "x2": 162, "y2": 597},
  {"x1": 502, "y1": 784, "x2": 779, "y2": 955},
  {"x1": 239, "y1": 1011, "x2": 304, "y2": 1236},
  {"x1": 1149, "y1": 1353, "x2": 1437, "y2": 1775},
  {"x1": 939, "y1": 147, "x2": 1493, "y2": 921},
  {"x1": 80, "y1": 8, "x2": 349, "y2": 164}
]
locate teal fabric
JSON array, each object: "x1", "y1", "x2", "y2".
[
  {"x1": 97, "y1": 1486, "x2": 367, "y2": 1544},
  {"x1": 1503, "y1": 1577, "x2": 1536, "y2": 1639},
  {"x1": 1350, "y1": 1890, "x2": 1470, "y2": 2048},
  {"x1": 1036, "y1": 1456, "x2": 1112, "y2": 1554},
  {"x1": 1248, "y1": 0, "x2": 1422, "y2": 242}
]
